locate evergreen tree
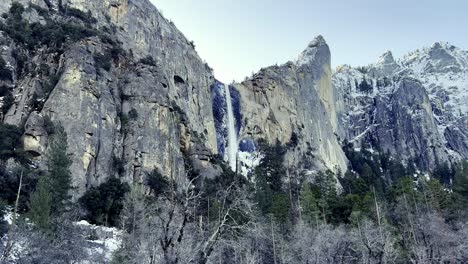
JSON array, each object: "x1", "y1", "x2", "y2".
[
  {"x1": 269, "y1": 193, "x2": 290, "y2": 224},
  {"x1": 80, "y1": 177, "x2": 129, "y2": 226},
  {"x1": 432, "y1": 162, "x2": 454, "y2": 185},
  {"x1": 254, "y1": 165, "x2": 273, "y2": 215},
  {"x1": 26, "y1": 123, "x2": 71, "y2": 232},
  {"x1": 300, "y1": 182, "x2": 320, "y2": 226},
  {"x1": 253, "y1": 140, "x2": 287, "y2": 215},
  {"x1": 453, "y1": 161, "x2": 468, "y2": 199},
  {"x1": 0, "y1": 124, "x2": 27, "y2": 163},
  {"x1": 256, "y1": 140, "x2": 286, "y2": 192},
  {"x1": 146, "y1": 169, "x2": 169, "y2": 198},
  {"x1": 358, "y1": 78, "x2": 373, "y2": 94},
  {"x1": 28, "y1": 177, "x2": 52, "y2": 231},
  {"x1": 46, "y1": 125, "x2": 72, "y2": 213},
  {"x1": 423, "y1": 179, "x2": 449, "y2": 212}
]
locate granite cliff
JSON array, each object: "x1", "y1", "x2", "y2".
[{"x1": 0, "y1": 0, "x2": 467, "y2": 200}]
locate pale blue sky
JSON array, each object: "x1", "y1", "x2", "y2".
[{"x1": 151, "y1": 0, "x2": 468, "y2": 82}]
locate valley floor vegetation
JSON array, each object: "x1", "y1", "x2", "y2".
[{"x1": 1, "y1": 119, "x2": 467, "y2": 263}]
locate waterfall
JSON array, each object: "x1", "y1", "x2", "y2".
[{"x1": 224, "y1": 84, "x2": 238, "y2": 170}]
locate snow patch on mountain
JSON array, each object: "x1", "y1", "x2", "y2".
[{"x1": 334, "y1": 41, "x2": 468, "y2": 163}]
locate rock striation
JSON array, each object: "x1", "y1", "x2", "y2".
[{"x1": 1, "y1": 0, "x2": 467, "y2": 198}]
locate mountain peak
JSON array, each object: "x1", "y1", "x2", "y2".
[
  {"x1": 430, "y1": 41, "x2": 455, "y2": 51},
  {"x1": 377, "y1": 50, "x2": 395, "y2": 65},
  {"x1": 308, "y1": 35, "x2": 327, "y2": 48},
  {"x1": 296, "y1": 35, "x2": 329, "y2": 66}
]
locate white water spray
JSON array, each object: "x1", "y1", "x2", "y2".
[{"x1": 224, "y1": 85, "x2": 238, "y2": 171}]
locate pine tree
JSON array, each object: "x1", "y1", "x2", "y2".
[
  {"x1": 79, "y1": 177, "x2": 129, "y2": 226},
  {"x1": 46, "y1": 124, "x2": 72, "y2": 213},
  {"x1": 269, "y1": 193, "x2": 290, "y2": 225},
  {"x1": 254, "y1": 165, "x2": 273, "y2": 215},
  {"x1": 27, "y1": 123, "x2": 71, "y2": 232},
  {"x1": 424, "y1": 179, "x2": 449, "y2": 212},
  {"x1": 453, "y1": 161, "x2": 468, "y2": 204},
  {"x1": 257, "y1": 140, "x2": 286, "y2": 193},
  {"x1": 0, "y1": 124, "x2": 25, "y2": 163},
  {"x1": 299, "y1": 183, "x2": 320, "y2": 226},
  {"x1": 28, "y1": 177, "x2": 52, "y2": 231}
]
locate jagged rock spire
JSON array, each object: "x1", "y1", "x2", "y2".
[
  {"x1": 377, "y1": 50, "x2": 395, "y2": 65},
  {"x1": 296, "y1": 35, "x2": 329, "y2": 67}
]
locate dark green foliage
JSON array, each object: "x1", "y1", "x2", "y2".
[
  {"x1": 270, "y1": 193, "x2": 291, "y2": 224},
  {"x1": 12, "y1": 49, "x2": 27, "y2": 77},
  {"x1": 358, "y1": 77, "x2": 373, "y2": 93},
  {"x1": 300, "y1": 182, "x2": 320, "y2": 225},
  {"x1": 139, "y1": 56, "x2": 157, "y2": 66},
  {"x1": 302, "y1": 170, "x2": 354, "y2": 225},
  {"x1": 46, "y1": 124, "x2": 72, "y2": 213},
  {"x1": 253, "y1": 140, "x2": 292, "y2": 222},
  {"x1": 110, "y1": 45, "x2": 125, "y2": 61},
  {"x1": 0, "y1": 85, "x2": 9, "y2": 97},
  {"x1": 453, "y1": 161, "x2": 468, "y2": 203},
  {"x1": 98, "y1": 34, "x2": 125, "y2": 62},
  {"x1": 128, "y1": 108, "x2": 138, "y2": 119},
  {"x1": 0, "y1": 124, "x2": 24, "y2": 162},
  {"x1": 113, "y1": 155, "x2": 125, "y2": 176},
  {"x1": 256, "y1": 140, "x2": 286, "y2": 193},
  {"x1": 28, "y1": 176, "x2": 53, "y2": 231},
  {"x1": 0, "y1": 57, "x2": 13, "y2": 81},
  {"x1": 0, "y1": 2, "x2": 97, "y2": 51},
  {"x1": 287, "y1": 132, "x2": 299, "y2": 148},
  {"x1": 1, "y1": 91, "x2": 14, "y2": 115},
  {"x1": 254, "y1": 164, "x2": 273, "y2": 215},
  {"x1": 146, "y1": 169, "x2": 169, "y2": 198},
  {"x1": 28, "y1": 123, "x2": 73, "y2": 231},
  {"x1": 119, "y1": 113, "x2": 130, "y2": 133},
  {"x1": 341, "y1": 141, "x2": 406, "y2": 196},
  {"x1": 9, "y1": 2, "x2": 24, "y2": 20},
  {"x1": 25, "y1": 125, "x2": 71, "y2": 229},
  {"x1": 0, "y1": 167, "x2": 38, "y2": 213},
  {"x1": 79, "y1": 177, "x2": 130, "y2": 227},
  {"x1": 94, "y1": 52, "x2": 112, "y2": 72},
  {"x1": 376, "y1": 77, "x2": 392, "y2": 88},
  {"x1": 432, "y1": 162, "x2": 454, "y2": 185},
  {"x1": 61, "y1": 6, "x2": 97, "y2": 24}
]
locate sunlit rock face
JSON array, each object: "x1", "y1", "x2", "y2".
[
  {"x1": 232, "y1": 36, "x2": 348, "y2": 175},
  {"x1": 0, "y1": 0, "x2": 218, "y2": 196},
  {"x1": 1, "y1": 0, "x2": 466, "y2": 200}
]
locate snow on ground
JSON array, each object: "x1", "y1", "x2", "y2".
[
  {"x1": 75, "y1": 220, "x2": 123, "y2": 262},
  {"x1": 238, "y1": 151, "x2": 262, "y2": 177}
]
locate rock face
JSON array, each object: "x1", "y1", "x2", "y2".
[
  {"x1": 0, "y1": 0, "x2": 218, "y2": 196},
  {"x1": 333, "y1": 42, "x2": 468, "y2": 169},
  {"x1": 232, "y1": 36, "x2": 348, "y2": 175},
  {"x1": 1, "y1": 0, "x2": 467, "y2": 199}
]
